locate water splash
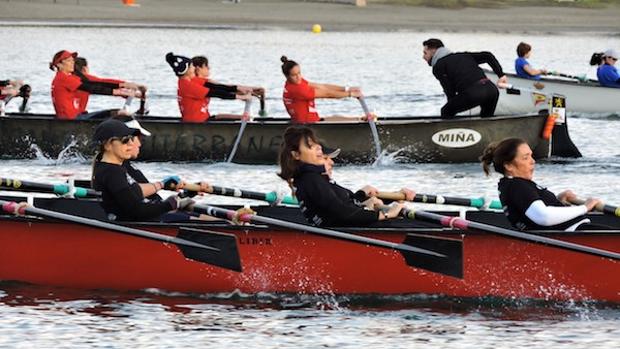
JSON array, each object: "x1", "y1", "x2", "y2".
[{"x1": 28, "y1": 138, "x2": 87, "y2": 166}]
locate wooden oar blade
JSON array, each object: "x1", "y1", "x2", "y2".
[
  {"x1": 400, "y1": 233, "x2": 463, "y2": 279},
  {"x1": 177, "y1": 227, "x2": 242, "y2": 272}
]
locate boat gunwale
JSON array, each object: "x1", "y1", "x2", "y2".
[{"x1": 2, "y1": 212, "x2": 620, "y2": 237}]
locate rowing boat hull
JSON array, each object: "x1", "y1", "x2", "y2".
[
  {"x1": 0, "y1": 113, "x2": 571, "y2": 163},
  {"x1": 1, "y1": 210, "x2": 618, "y2": 302},
  {"x1": 485, "y1": 70, "x2": 620, "y2": 115}
]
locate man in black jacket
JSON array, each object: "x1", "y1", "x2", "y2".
[{"x1": 422, "y1": 38, "x2": 508, "y2": 118}]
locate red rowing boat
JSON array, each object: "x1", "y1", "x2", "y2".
[{"x1": 1, "y1": 197, "x2": 619, "y2": 302}]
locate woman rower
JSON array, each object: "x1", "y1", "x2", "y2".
[
  {"x1": 596, "y1": 49, "x2": 620, "y2": 88},
  {"x1": 113, "y1": 114, "x2": 212, "y2": 205},
  {"x1": 50, "y1": 50, "x2": 139, "y2": 120},
  {"x1": 91, "y1": 118, "x2": 198, "y2": 222},
  {"x1": 191, "y1": 55, "x2": 265, "y2": 120},
  {"x1": 74, "y1": 56, "x2": 147, "y2": 116},
  {"x1": 277, "y1": 126, "x2": 413, "y2": 227},
  {"x1": 280, "y1": 56, "x2": 367, "y2": 124},
  {"x1": 480, "y1": 138, "x2": 604, "y2": 231},
  {"x1": 165, "y1": 52, "x2": 252, "y2": 123}
]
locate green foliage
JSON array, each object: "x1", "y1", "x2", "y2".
[{"x1": 370, "y1": 0, "x2": 618, "y2": 9}]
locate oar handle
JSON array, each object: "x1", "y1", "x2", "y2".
[
  {"x1": 358, "y1": 96, "x2": 372, "y2": 117},
  {"x1": 358, "y1": 97, "x2": 382, "y2": 159},
  {"x1": 242, "y1": 99, "x2": 252, "y2": 119},
  {"x1": 376, "y1": 191, "x2": 502, "y2": 210},
  {"x1": 377, "y1": 191, "x2": 405, "y2": 201},
  {"x1": 569, "y1": 197, "x2": 620, "y2": 217},
  {"x1": 180, "y1": 183, "x2": 299, "y2": 206}
]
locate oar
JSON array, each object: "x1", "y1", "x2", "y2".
[
  {"x1": 226, "y1": 99, "x2": 252, "y2": 163},
  {"x1": 182, "y1": 183, "x2": 298, "y2": 206},
  {"x1": 258, "y1": 94, "x2": 267, "y2": 117},
  {"x1": 0, "y1": 177, "x2": 100, "y2": 198},
  {"x1": 549, "y1": 71, "x2": 589, "y2": 83},
  {"x1": 377, "y1": 191, "x2": 502, "y2": 210},
  {"x1": 358, "y1": 97, "x2": 382, "y2": 161},
  {"x1": 569, "y1": 198, "x2": 620, "y2": 217},
  {"x1": 18, "y1": 84, "x2": 31, "y2": 113},
  {"x1": 400, "y1": 206, "x2": 620, "y2": 261},
  {"x1": 0, "y1": 199, "x2": 242, "y2": 271},
  {"x1": 191, "y1": 203, "x2": 464, "y2": 278}
]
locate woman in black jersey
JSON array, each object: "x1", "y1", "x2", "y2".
[
  {"x1": 113, "y1": 115, "x2": 212, "y2": 203},
  {"x1": 277, "y1": 126, "x2": 411, "y2": 227},
  {"x1": 480, "y1": 138, "x2": 603, "y2": 231},
  {"x1": 91, "y1": 119, "x2": 194, "y2": 222}
]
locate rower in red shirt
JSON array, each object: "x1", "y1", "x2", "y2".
[
  {"x1": 190, "y1": 55, "x2": 265, "y2": 121},
  {"x1": 49, "y1": 50, "x2": 139, "y2": 120},
  {"x1": 280, "y1": 56, "x2": 367, "y2": 124},
  {"x1": 165, "y1": 52, "x2": 252, "y2": 123},
  {"x1": 73, "y1": 57, "x2": 147, "y2": 115}
]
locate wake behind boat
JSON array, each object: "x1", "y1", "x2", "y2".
[
  {"x1": 485, "y1": 70, "x2": 620, "y2": 116},
  {"x1": 1, "y1": 111, "x2": 580, "y2": 164},
  {"x1": 1, "y1": 195, "x2": 619, "y2": 302}
]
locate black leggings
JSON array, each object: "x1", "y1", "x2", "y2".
[
  {"x1": 441, "y1": 80, "x2": 499, "y2": 118},
  {"x1": 575, "y1": 223, "x2": 614, "y2": 231}
]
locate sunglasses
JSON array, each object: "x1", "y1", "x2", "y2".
[{"x1": 111, "y1": 135, "x2": 135, "y2": 144}]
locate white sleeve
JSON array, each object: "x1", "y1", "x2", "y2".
[{"x1": 524, "y1": 200, "x2": 588, "y2": 227}]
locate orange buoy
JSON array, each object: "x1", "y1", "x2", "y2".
[{"x1": 541, "y1": 113, "x2": 557, "y2": 140}]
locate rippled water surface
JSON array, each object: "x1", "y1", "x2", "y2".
[{"x1": 1, "y1": 26, "x2": 620, "y2": 348}]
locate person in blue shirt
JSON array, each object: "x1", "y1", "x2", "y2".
[
  {"x1": 597, "y1": 49, "x2": 620, "y2": 88},
  {"x1": 515, "y1": 42, "x2": 547, "y2": 80}
]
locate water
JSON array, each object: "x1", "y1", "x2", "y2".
[{"x1": 1, "y1": 26, "x2": 620, "y2": 348}]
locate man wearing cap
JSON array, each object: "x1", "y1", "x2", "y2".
[
  {"x1": 422, "y1": 38, "x2": 508, "y2": 118},
  {"x1": 49, "y1": 50, "x2": 140, "y2": 120},
  {"x1": 597, "y1": 49, "x2": 620, "y2": 88},
  {"x1": 165, "y1": 52, "x2": 252, "y2": 123}
]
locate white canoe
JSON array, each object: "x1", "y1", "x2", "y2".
[{"x1": 484, "y1": 70, "x2": 620, "y2": 115}]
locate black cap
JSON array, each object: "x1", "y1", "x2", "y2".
[
  {"x1": 321, "y1": 143, "x2": 341, "y2": 158},
  {"x1": 166, "y1": 52, "x2": 191, "y2": 77},
  {"x1": 93, "y1": 119, "x2": 140, "y2": 143}
]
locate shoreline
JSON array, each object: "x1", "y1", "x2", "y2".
[{"x1": 1, "y1": 0, "x2": 619, "y2": 34}]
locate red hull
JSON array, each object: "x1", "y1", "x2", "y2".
[{"x1": 1, "y1": 219, "x2": 619, "y2": 302}]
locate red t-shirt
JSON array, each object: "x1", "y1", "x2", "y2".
[
  {"x1": 75, "y1": 73, "x2": 123, "y2": 114},
  {"x1": 51, "y1": 72, "x2": 82, "y2": 119},
  {"x1": 283, "y1": 78, "x2": 319, "y2": 123},
  {"x1": 178, "y1": 78, "x2": 210, "y2": 123}
]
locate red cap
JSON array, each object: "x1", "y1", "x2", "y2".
[{"x1": 52, "y1": 50, "x2": 77, "y2": 66}]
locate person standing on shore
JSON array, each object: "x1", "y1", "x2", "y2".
[
  {"x1": 280, "y1": 56, "x2": 367, "y2": 124},
  {"x1": 515, "y1": 42, "x2": 547, "y2": 80},
  {"x1": 165, "y1": 52, "x2": 252, "y2": 123},
  {"x1": 422, "y1": 38, "x2": 508, "y2": 118},
  {"x1": 596, "y1": 49, "x2": 620, "y2": 88}
]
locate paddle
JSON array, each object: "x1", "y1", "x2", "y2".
[
  {"x1": 190, "y1": 203, "x2": 464, "y2": 278},
  {"x1": 0, "y1": 199, "x2": 242, "y2": 271},
  {"x1": 358, "y1": 97, "x2": 382, "y2": 161},
  {"x1": 377, "y1": 191, "x2": 502, "y2": 210},
  {"x1": 181, "y1": 182, "x2": 298, "y2": 206},
  {"x1": 258, "y1": 94, "x2": 267, "y2": 117},
  {"x1": 399, "y1": 206, "x2": 620, "y2": 261},
  {"x1": 549, "y1": 71, "x2": 589, "y2": 83},
  {"x1": 226, "y1": 99, "x2": 252, "y2": 163},
  {"x1": 0, "y1": 177, "x2": 100, "y2": 198},
  {"x1": 136, "y1": 86, "x2": 148, "y2": 116},
  {"x1": 18, "y1": 84, "x2": 31, "y2": 113},
  {"x1": 568, "y1": 197, "x2": 620, "y2": 217}
]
